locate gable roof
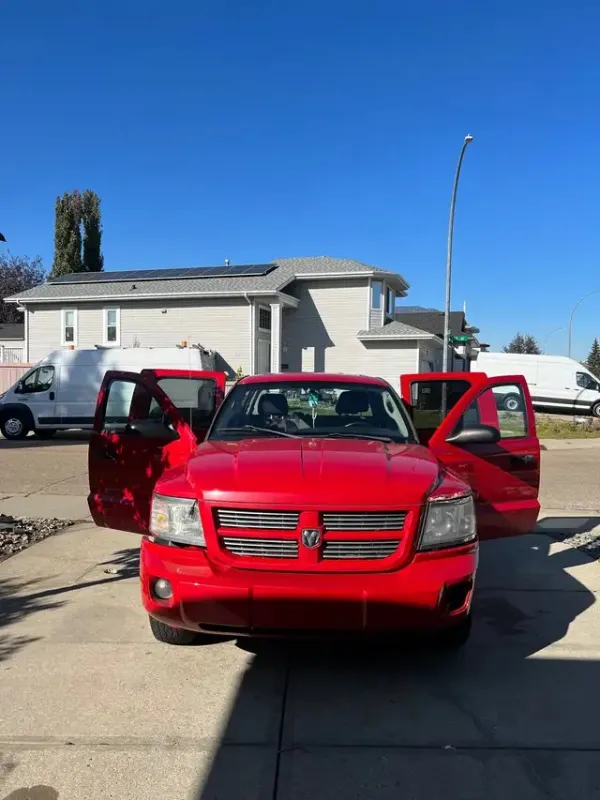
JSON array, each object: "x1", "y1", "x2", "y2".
[
  {"x1": 395, "y1": 307, "x2": 478, "y2": 338},
  {"x1": 357, "y1": 320, "x2": 439, "y2": 341},
  {"x1": 5, "y1": 257, "x2": 410, "y2": 304}
]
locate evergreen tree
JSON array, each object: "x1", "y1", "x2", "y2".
[
  {"x1": 81, "y1": 190, "x2": 104, "y2": 272},
  {"x1": 503, "y1": 333, "x2": 541, "y2": 354},
  {"x1": 586, "y1": 338, "x2": 600, "y2": 377}
]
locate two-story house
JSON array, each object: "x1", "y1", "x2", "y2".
[{"x1": 6, "y1": 256, "x2": 457, "y2": 388}]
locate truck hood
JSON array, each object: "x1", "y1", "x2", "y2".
[{"x1": 182, "y1": 437, "x2": 444, "y2": 507}]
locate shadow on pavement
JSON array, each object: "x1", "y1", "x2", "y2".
[
  {"x1": 192, "y1": 522, "x2": 600, "y2": 798},
  {"x1": 0, "y1": 545, "x2": 140, "y2": 662},
  {"x1": 0, "y1": 432, "x2": 90, "y2": 449}
]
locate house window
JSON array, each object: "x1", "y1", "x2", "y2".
[
  {"x1": 61, "y1": 308, "x2": 78, "y2": 346},
  {"x1": 386, "y1": 288, "x2": 395, "y2": 316},
  {"x1": 371, "y1": 281, "x2": 382, "y2": 309},
  {"x1": 104, "y1": 307, "x2": 121, "y2": 346},
  {"x1": 258, "y1": 306, "x2": 271, "y2": 332}
]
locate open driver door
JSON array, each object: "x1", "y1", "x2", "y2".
[
  {"x1": 401, "y1": 372, "x2": 540, "y2": 540},
  {"x1": 88, "y1": 368, "x2": 227, "y2": 533}
]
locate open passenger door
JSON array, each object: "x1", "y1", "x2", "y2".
[
  {"x1": 88, "y1": 368, "x2": 227, "y2": 533},
  {"x1": 401, "y1": 372, "x2": 540, "y2": 540}
]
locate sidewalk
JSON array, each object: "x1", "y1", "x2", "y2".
[
  {"x1": 540, "y1": 437, "x2": 600, "y2": 450},
  {"x1": 0, "y1": 493, "x2": 91, "y2": 521}
]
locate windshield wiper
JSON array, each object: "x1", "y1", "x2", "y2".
[
  {"x1": 219, "y1": 425, "x2": 299, "y2": 439},
  {"x1": 308, "y1": 431, "x2": 394, "y2": 443}
]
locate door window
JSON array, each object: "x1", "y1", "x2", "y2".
[
  {"x1": 410, "y1": 379, "x2": 472, "y2": 430},
  {"x1": 576, "y1": 372, "x2": 599, "y2": 391},
  {"x1": 453, "y1": 382, "x2": 528, "y2": 440},
  {"x1": 103, "y1": 377, "x2": 177, "y2": 438},
  {"x1": 149, "y1": 376, "x2": 217, "y2": 428},
  {"x1": 19, "y1": 366, "x2": 55, "y2": 394}
]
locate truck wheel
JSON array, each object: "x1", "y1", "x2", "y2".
[
  {"x1": 149, "y1": 616, "x2": 200, "y2": 645},
  {"x1": 591, "y1": 402, "x2": 600, "y2": 419},
  {"x1": 503, "y1": 394, "x2": 522, "y2": 412},
  {"x1": 437, "y1": 614, "x2": 472, "y2": 649},
  {"x1": 1, "y1": 413, "x2": 31, "y2": 440},
  {"x1": 35, "y1": 429, "x2": 57, "y2": 440}
]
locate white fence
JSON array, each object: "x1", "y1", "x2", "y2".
[{"x1": 0, "y1": 346, "x2": 25, "y2": 364}]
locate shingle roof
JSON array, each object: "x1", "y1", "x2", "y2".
[
  {"x1": 357, "y1": 320, "x2": 438, "y2": 340},
  {"x1": 395, "y1": 309, "x2": 466, "y2": 338},
  {"x1": 6, "y1": 256, "x2": 410, "y2": 303}
]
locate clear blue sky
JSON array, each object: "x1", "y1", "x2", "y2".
[{"x1": 2, "y1": 0, "x2": 599, "y2": 358}]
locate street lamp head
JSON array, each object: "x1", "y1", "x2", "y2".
[{"x1": 464, "y1": 134, "x2": 474, "y2": 144}]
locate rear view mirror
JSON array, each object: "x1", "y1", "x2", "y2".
[{"x1": 446, "y1": 424, "x2": 501, "y2": 447}]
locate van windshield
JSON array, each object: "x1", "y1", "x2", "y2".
[{"x1": 209, "y1": 380, "x2": 415, "y2": 443}]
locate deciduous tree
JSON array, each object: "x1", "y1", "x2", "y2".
[{"x1": 0, "y1": 252, "x2": 45, "y2": 323}]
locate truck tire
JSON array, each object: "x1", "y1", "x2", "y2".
[
  {"x1": 502, "y1": 394, "x2": 522, "y2": 412},
  {"x1": 437, "y1": 614, "x2": 472, "y2": 649},
  {"x1": 0, "y1": 412, "x2": 32, "y2": 440},
  {"x1": 35, "y1": 429, "x2": 57, "y2": 440},
  {"x1": 591, "y1": 402, "x2": 600, "y2": 419},
  {"x1": 149, "y1": 616, "x2": 200, "y2": 646}
]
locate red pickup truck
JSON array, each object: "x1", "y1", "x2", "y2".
[{"x1": 88, "y1": 370, "x2": 540, "y2": 647}]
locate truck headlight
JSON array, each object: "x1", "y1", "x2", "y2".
[
  {"x1": 149, "y1": 494, "x2": 206, "y2": 546},
  {"x1": 418, "y1": 496, "x2": 476, "y2": 551}
]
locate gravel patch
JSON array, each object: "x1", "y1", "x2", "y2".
[
  {"x1": 0, "y1": 514, "x2": 74, "y2": 562},
  {"x1": 545, "y1": 529, "x2": 600, "y2": 560}
]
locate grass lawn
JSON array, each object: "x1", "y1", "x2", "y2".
[{"x1": 536, "y1": 416, "x2": 600, "y2": 439}]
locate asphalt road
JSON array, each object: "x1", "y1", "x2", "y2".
[{"x1": 0, "y1": 433, "x2": 597, "y2": 512}]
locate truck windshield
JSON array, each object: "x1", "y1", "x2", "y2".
[{"x1": 209, "y1": 381, "x2": 415, "y2": 443}]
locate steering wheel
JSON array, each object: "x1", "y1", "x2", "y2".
[{"x1": 344, "y1": 420, "x2": 372, "y2": 428}]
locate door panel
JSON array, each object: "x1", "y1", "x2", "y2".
[
  {"x1": 425, "y1": 375, "x2": 540, "y2": 540},
  {"x1": 88, "y1": 371, "x2": 198, "y2": 534}
]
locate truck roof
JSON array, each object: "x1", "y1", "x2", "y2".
[{"x1": 239, "y1": 372, "x2": 390, "y2": 387}]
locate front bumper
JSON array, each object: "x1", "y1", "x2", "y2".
[{"x1": 140, "y1": 538, "x2": 479, "y2": 636}]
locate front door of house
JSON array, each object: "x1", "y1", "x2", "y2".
[{"x1": 257, "y1": 339, "x2": 271, "y2": 374}]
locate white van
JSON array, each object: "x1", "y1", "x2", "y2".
[
  {"x1": 0, "y1": 347, "x2": 220, "y2": 440},
  {"x1": 476, "y1": 352, "x2": 600, "y2": 417}
]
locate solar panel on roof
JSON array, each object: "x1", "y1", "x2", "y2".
[{"x1": 46, "y1": 263, "x2": 276, "y2": 285}]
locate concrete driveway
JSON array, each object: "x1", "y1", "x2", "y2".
[{"x1": 1, "y1": 511, "x2": 600, "y2": 799}]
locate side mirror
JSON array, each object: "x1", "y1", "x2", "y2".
[
  {"x1": 125, "y1": 419, "x2": 179, "y2": 440},
  {"x1": 446, "y1": 424, "x2": 501, "y2": 447},
  {"x1": 14, "y1": 381, "x2": 24, "y2": 395}
]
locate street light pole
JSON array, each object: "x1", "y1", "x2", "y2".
[
  {"x1": 568, "y1": 290, "x2": 600, "y2": 358},
  {"x1": 542, "y1": 326, "x2": 565, "y2": 354},
  {"x1": 442, "y1": 135, "x2": 474, "y2": 373}
]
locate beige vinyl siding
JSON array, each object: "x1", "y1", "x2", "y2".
[
  {"x1": 282, "y1": 279, "x2": 418, "y2": 388},
  {"x1": 26, "y1": 299, "x2": 251, "y2": 376}
]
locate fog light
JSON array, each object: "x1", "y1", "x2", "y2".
[{"x1": 153, "y1": 578, "x2": 173, "y2": 600}]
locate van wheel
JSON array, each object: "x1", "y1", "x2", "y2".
[
  {"x1": 1, "y1": 414, "x2": 31, "y2": 440},
  {"x1": 591, "y1": 402, "x2": 600, "y2": 418},
  {"x1": 149, "y1": 616, "x2": 200, "y2": 646},
  {"x1": 503, "y1": 394, "x2": 522, "y2": 412},
  {"x1": 35, "y1": 429, "x2": 57, "y2": 440}
]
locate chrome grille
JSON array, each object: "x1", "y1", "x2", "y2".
[
  {"x1": 323, "y1": 540, "x2": 399, "y2": 560},
  {"x1": 322, "y1": 512, "x2": 407, "y2": 531},
  {"x1": 216, "y1": 509, "x2": 299, "y2": 530},
  {"x1": 221, "y1": 536, "x2": 299, "y2": 558}
]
